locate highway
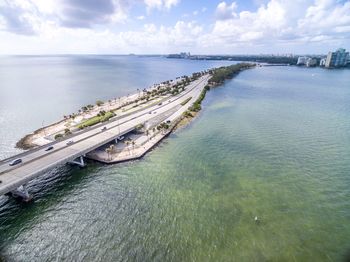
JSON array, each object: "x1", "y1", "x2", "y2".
[{"x1": 0, "y1": 74, "x2": 210, "y2": 197}]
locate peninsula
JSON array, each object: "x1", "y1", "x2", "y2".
[
  {"x1": 0, "y1": 63, "x2": 254, "y2": 201},
  {"x1": 16, "y1": 63, "x2": 254, "y2": 161}
]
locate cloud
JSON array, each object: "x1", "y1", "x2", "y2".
[
  {"x1": 58, "y1": 0, "x2": 130, "y2": 28},
  {"x1": 211, "y1": 0, "x2": 350, "y2": 47},
  {"x1": 0, "y1": 1, "x2": 37, "y2": 35},
  {"x1": 118, "y1": 21, "x2": 203, "y2": 52},
  {"x1": 215, "y1": 1, "x2": 237, "y2": 20},
  {"x1": 0, "y1": 0, "x2": 349, "y2": 54},
  {"x1": 298, "y1": 0, "x2": 350, "y2": 35},
  {"x1": 144, "y1": 0, "x2": 180, "y2": 11}
]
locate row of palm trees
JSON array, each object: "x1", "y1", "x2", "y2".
[{"x1": 104, "y1": 139, "x2": 137, "y2": 160}]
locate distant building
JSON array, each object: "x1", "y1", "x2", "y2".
[
  {"x1": 297, "y1": 56, "x2": 308, "y2": 65},
  {"x1": 319, "y1": 58, "x2": 326, "y2": 67},
  {"x1": 325, "y1": 48, "x2": 349, "y2": 68},
  {"x1": 179, "y1": 52, "x2": 191, "y2": 58},
  {"x1": 167, "y1": 52, "x2": 191, "y2": 59},
  {"x1": 306, "y1": 57, "x2": 317, "y2": 67}
]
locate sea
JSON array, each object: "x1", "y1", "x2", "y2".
[{"x1": 0, "y1": 55, "x2": 349, "y2": 261}]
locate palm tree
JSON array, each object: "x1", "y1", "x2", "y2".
[
  {"x1": 145, "y1": 130, "x2": 149, "y2": 141},
  {"x1": 109, "y1": 144, "x2": 115, "y2": 154},
  {"x1": 131, "y1": 140, "x2": 136, "y2": 154},
  {"x1": 105, "y1": 147, "x2": 111, "y2": 160},
  {"x1": 124, "y1": 140, "x2": 130, "y2": 155}
]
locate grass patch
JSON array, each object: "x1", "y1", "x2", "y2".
[
  {"x1": 78, "y1": 111, "x2": 115, "y2": 129},
  {"x1": 181, "y1": 97, "x2": 192, "y2": 106}
]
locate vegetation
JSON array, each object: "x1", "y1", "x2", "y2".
[
  {"x1": 186, "y1": 64, "x2": 254, "y2": 115},
  {"x1": 157, "y1": 122, "x2": 170, "y2": 134},
  {"x1": 64, "y1": 128, "x2": 71, "y2": 135},
  {"x1": 54, "y1": 133, "x2": 63, "y2": 140},
  {"x1": 105, "y1": 144, "x2": 116, "y2": 160},
  {"x1": 181, "y1": 97, "x2": 192, "y2": 106},
  {"x1": 136, "y1": 123, "x2": 144, "y2": 130},
  {"x1": 208, "y1": 63, "x2": 254, "y2": 85},
  {"x1": 78, "y1": 111, "x2": 115, "y2": 129},
  {"x1": 189, "y1": 86, "x2": 209, "y2": 112},
  {"x1": 96, "y1": 100, "x2": 104, "y2": 106},
  {"x1": 183, "y1": 110, "x2": 193, "y2": 118}
]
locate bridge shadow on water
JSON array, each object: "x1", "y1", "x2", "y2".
[{"x1": 0, "y1": 160, "x2": 108, "y2": 253}]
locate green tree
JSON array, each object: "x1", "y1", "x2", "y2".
[{"x1": 96, "y1": 100, "x2": 104, "y2": 106}]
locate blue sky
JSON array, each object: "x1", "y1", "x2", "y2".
[{"x1": 0, "y1": 0, "x2": 349, "y2": 54}]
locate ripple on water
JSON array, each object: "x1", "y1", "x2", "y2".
[{"x1": 0, "y1": 65, "x2": 350, "y2": 261}]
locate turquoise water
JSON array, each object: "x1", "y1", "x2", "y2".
[{"x1": 0, "y1": 58, "x2": 350, "y2": 261}]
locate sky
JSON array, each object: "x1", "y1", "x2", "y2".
[{"x1": 0, "y1": 0, "x2": 349, "y2": 55}]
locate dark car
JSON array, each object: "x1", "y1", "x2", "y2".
[
  {"x1": 101, "y1": 127, "x2": 107, "y2": 131},
  {"x1": 45, "y1": 146, "x2": 54, "y2": 151},
  {"x1": 9, "y1": 158, "x2": 22, "y2": 166}
]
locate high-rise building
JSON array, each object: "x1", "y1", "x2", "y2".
[{"x1": 325, "y1": 48, "x2": 349, "y2": 68}]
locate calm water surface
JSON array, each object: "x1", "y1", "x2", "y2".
[{"x1": 0, "y1": 56, "x2": 349, "y2": 261}]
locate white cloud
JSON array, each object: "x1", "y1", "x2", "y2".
[
  {"x1": 215, "y1": 1, "x2": 237, "y2": 20},
  {"x1": 144, "y1": 0, "x2": 180, "y2": 11},
  {"x1": 0, "y1": 0, "x2": 349, "y2": 54},
  {"x1": 211, "y1": 0, "x2": 350, "y2": 47},
  {"x1": 298, "y1": 0, "x2": 350, "y2": 34}
]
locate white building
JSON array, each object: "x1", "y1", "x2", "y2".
[
  {"x1": 325, "y1": 48, "x2": 349, "y2": 68},
  {"x1": 306, "y1": 58, "x2": 317, "y2": 67},
  {"x1": 297, "y1": 56, "x2": 308, "y2": 65},
  {"x1": 320, "y1": 58, "x2": 326, "y2": 67}
]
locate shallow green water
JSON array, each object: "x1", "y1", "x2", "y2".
[{"x1": 1, "y1": 64, "x2": 350, "y2": 261}]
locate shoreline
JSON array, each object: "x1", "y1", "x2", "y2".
[
  {"x1": 15, "y1": 63, "x2": 255, "y2": 158},
  {"x1": 85, "y1": 63, "x2": 255, "y2": 164},
  {"x1": 15, "y1": 79, "x2": 184, "y2": 150}
]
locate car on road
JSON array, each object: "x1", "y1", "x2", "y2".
[
  {"x1": 45, "y1": 146, "x2": 54, "y2": 151},
  {"x1": 158, "y1": 102, "x2": 162, "y2": 106},
  {"x1": 153, "y1": 111, "x2": 157, "y2": 114},
  {"x1": 118, "y1": 136, "x2": 124, "y2": 141},
  {"x1": 66, "y1": 140, "x2": 74, "y2": 145},
  {"x1": 149, "y1": 112, "x2": 152, "y2": 114},
  {"x1": 101, "y1": 127, "x2": 107, "y2": 131},
  {"x1": 9, "y1": 158, "x2": 22, "y2": 166}
]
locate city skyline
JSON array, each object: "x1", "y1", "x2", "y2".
[{"x1": 0, "y1": 0, "x2": 350, "y2": 55}]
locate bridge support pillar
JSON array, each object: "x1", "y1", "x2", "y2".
[
  {"x1": 69, "y1": 156, "x2": 86, "y2": 167},
  {"x1": 11, "y1": 185, "x2": 32, "y2": 202}
]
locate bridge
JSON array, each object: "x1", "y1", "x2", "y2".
[{"x1": 0, "y1": 75, "x2": 209, "y2": 201}]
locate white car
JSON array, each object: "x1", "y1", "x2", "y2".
[{"x1": 9, "y1": 158, "x2": 22, "y2": 166}]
